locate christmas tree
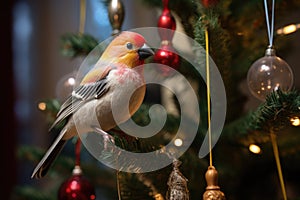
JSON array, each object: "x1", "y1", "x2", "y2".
[{"x1": 12, "y1": 0, "x2": 300, "y2": 200}]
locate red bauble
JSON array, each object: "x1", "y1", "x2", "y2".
[
  {"x1": 157, "y1": 0, "x2": 176, "y2": 41},
  {"x1": 153, "y1": 43, "x2": 180, "y2": 75},
  {"x1": 201, "y1": 0, "x2": 219, "y2": 8},
  {"x1": 154, "y1": 0, "x2": 180, "y2": 76},
  {"x1": 58, "y1": 167, "x2": 96, "y2": 200}
]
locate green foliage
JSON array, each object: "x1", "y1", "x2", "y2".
[
  {"x1": 249, "y1": 89, "x2": 300, "y2": 133},
  {"x1": 223, "y1": 89, "x2": 300, "y2": 146},
  {"x1": 12, "y1": 186, "x2": 55, "y2": 200},
  {"x1": 60, "y1": 33, "x2": 99, "y2": 58},
  {"x1": 117, "y1": 172, "x2": 154, "y2": 200},
  {"x1": 18, "y1": 145, "x2": 75, "y2": 176}
]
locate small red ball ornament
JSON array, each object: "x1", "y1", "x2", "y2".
[
  {"x1": 157, "y1": 0, "x2": 176, "y2": 41},
  {"x1": 153, "y1": 41, "x2": 180, "y2": 75},
  {"x1": 154, "y1": 0, "x2": 180, "y2": 75},
  {"x1": 58, "y1": 166, "x2": 96, "y2": 200}
]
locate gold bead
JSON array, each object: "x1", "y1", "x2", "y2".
[{"x1": 108, "y1": 0, "x2": 125, "y2": 35}]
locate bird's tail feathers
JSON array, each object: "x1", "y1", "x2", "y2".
[{"x1": 31, "y1": 129, "x2": 67, "y2": 179}]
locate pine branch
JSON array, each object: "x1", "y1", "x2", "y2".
[
  {"x1": 60, "y1": 33, "x2": 99, "y2": 58},
  {"x1": 18, "y1": 145, "x2": 74, "y2": 177},
  {"x1": 249, "y1": 89, "x2": 300, "y2": 133},
  {"x1": 223, "y1": 89, "x2": 300, "y2": 145},
  {"x1": 118, "y1": 172, "x2": 154, "y2": 200},
  {"x1": 12, "y1": 186, "x2": 56, "y2": 200}
]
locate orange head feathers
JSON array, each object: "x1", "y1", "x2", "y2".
[
  {"x1": 100, "y1": 31, "x2": 153, "y2": 68},
  {"x1": 81, "y1": 31, "x2": 154, "y2": 84}
]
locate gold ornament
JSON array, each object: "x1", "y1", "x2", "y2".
[
  {"x1": 203, "y1": 166, "x2": 226, "y2": 200},
  {"x1": 108, "y1": 0, "x2": 125, "y2": 35},
  {"x1": 166, "y1": 160, "x2": 189, "y2": 200}
]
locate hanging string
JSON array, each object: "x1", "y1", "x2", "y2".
[
  {"x1": 69, "y1": 0, "x2": 87, "y2": 175},
  {"x1": 74, "y1": 0, "x2": 86, "y2": 168},
  {"x1": 79, "y1": 0, "x2": 86, "y2": 34},
  {"x1": 205, "y1": 27, "x2": 213, "y2": 167},
  {"x1": 263, "y1": 0, "x2": 275, "y2": 47},
  {"x1": 75, "y1": 138, "x2": 81, "y2": 166},
  {"x1": 117, "y1": 171, "x2": 122, "y2": 200},
  {"x1": 263, "y1": 1, "x2": 287, "y2": 198},
  {"x1": 270, "y1": 130, "x2": 287, "y2": 200}
]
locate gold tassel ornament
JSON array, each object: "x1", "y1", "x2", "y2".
[{"x1": 203, "y1": 166, "x2": 225, "y2": 200}]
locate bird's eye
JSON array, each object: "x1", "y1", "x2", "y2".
[{"x1": 126, "y1": 42, "x2": 133, "y2": 50}]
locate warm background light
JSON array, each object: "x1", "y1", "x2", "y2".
[
  {"x1": 38, "y1": 102, "x2": 46, "y2": 111},
  {"x1": 290, "y1": 117, "x2": 300, "y2": 126},
  {"x1": 249, "y1": 144, "x2": 261, "y2": 154},
  {"x1": 174, "y1": 138, "x2": 183, "y2": 147},
  {"x1": 154, "y1": 193, "x2": 164, "y2": 200},
  {"x1": 277, "y1": 23, "x2": 300, "y2": 35},
  {"x1": 67, "y1": 77, "x2": 76, "y2": 86}
]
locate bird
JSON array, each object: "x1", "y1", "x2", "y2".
[{"x1": 31, "y1": 31, "x2": 154, "y2": 179}]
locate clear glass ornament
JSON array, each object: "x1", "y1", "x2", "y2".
[{"x1": 247, "y1": 47, "x2": 294, "y2": 101}]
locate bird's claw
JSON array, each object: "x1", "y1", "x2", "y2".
[{"x1": 91, "y1": 126, "x2": 115, "y2": 150}]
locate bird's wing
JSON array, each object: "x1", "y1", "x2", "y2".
[{"x1": 49, "y1": 67, "x2": 113, "y2": 131}]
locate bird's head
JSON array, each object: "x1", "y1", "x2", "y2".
[{"x1": 101, "y1": 31, "x2": 154, "y2": 68}]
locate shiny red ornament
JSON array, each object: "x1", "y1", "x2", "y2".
[
  {"x1": 153, "y1": 42, "x2": 180, "y2": 75},
  {"x1": 157, "y1": 0, "x2": 176, "y2": 41},
  {"x1": 154, "y1": 0, "x2": 180, "y2": 75},
  {"x1": 201, "y1": 0, "x2": 219, "y2": 8},
  {"x1": 58, "y1": 166, "x2": 96, "y2": 200}
]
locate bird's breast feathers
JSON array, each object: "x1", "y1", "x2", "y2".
[
  {"x1": 108, "y1": 67, "x2": 146, "y2": 106},
  {"x1": 109, "y1": 66, "x2": 144, "y2": 84},
  {"x1": 96, "y1": 67, "x2": 145, "y2": 130}
]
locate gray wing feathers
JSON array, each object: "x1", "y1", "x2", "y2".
[
  {"x1": 32, "y1": 68, "x2": 112, "y2": 179},
  {"x1": 49, "y1": 78, "x2": 109, "y2": 131},
  {"x1": 31, "y1": 128, "x2": 67, "y2": 179}
]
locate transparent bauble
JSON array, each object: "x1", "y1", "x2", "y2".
[{"x1": 247, "y1": 47, "x2": 294, "y2": 101}]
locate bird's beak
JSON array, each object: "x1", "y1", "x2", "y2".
[{"x1": 138, "y1": 44, "x2": 154, "y2": 60}]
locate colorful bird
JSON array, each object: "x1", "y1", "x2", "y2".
[{"x1": 31, "y1": 31, "x2": 154, "y2": 179}]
